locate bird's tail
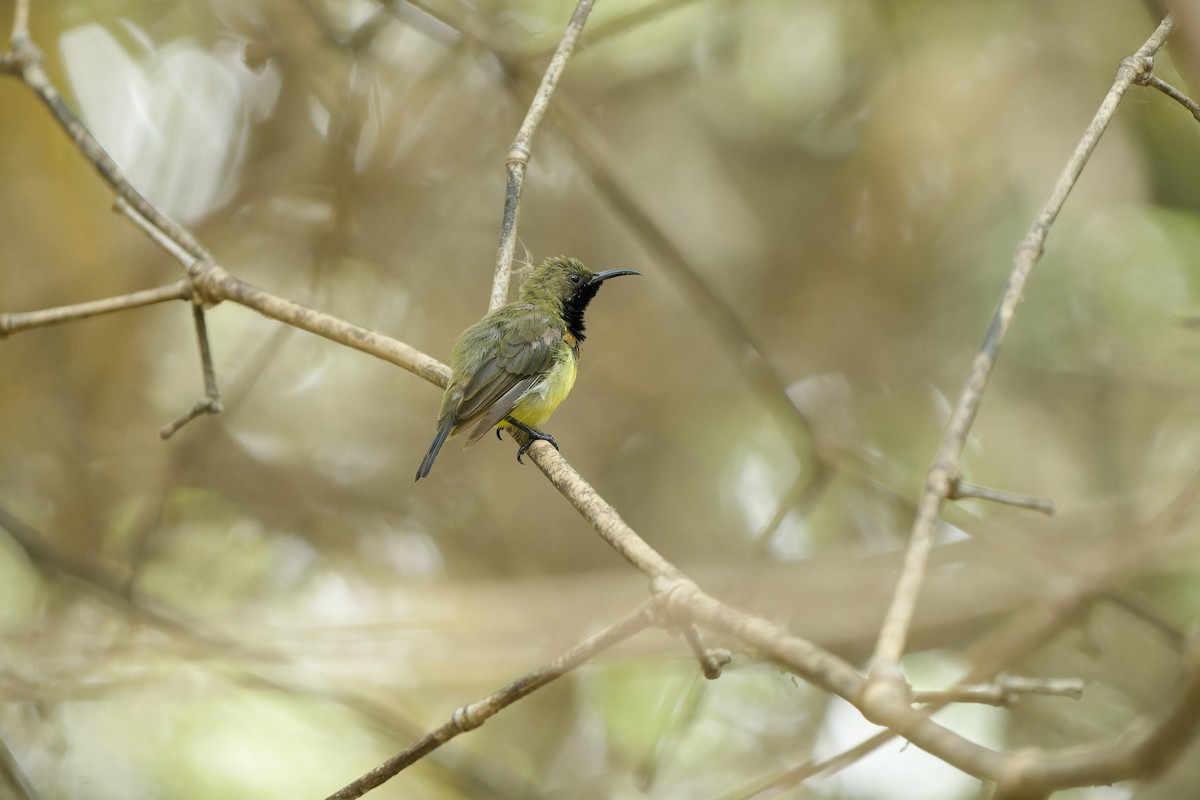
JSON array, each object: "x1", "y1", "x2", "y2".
[{"x1": 415, "y1": 423, "x2": 453, "y2": 481}]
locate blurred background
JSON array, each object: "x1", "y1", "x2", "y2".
[{"x1": 3, "y1": 0, "x2": 1200, "y2": 798}]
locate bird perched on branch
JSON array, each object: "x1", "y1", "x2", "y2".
[{"x1": 415, "y1": 256, "x2": 640, "y2": 480}]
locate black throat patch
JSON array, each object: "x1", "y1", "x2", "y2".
[{"x1": 560, "y1": 282, "x2": 602, "y2": 343}]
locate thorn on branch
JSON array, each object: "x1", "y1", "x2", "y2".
[{"x1": 950, "y1": 478, "x2": 1057, "y2": 515}]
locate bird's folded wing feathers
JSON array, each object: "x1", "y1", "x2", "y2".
[{"x1": 453, "y1": 314, "x2": 561, "y2": 438}]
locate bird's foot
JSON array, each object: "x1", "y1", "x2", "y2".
[{"x1": 503, "y1": 418, "x2": 560, "y2": 464}]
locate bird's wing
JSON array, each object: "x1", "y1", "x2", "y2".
[{"x1": 452, "y1": 312, "x2": 561, "y2": 441}]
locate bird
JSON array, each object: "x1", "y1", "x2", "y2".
[{"x1": 415, "y1": 256, "x2": 640, "y2": 480}]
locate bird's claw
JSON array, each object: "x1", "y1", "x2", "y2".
[
  {"x1": 515, "y1": 431, "x2": 559, "y2": 464},
  {"x1": 502, "y1": 418, "x2": 559, "y2": 464}
]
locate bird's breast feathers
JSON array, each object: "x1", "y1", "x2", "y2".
[{"x1": 508, "y1": 342, "x2": 578, "y2": 429}]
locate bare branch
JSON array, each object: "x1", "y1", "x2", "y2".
[
  {"x1": 157, "y1": 302, "x2": 222, "y2": 438},
  {"x1": 869, "y1": 15, "x2": 1176, "y2": 675},
  {"x1": 523, "y1": 0, "x2": 701, "y2": 62},
  {"x1": 911, "y1": 675, "x2": 1084, "y2": 707},
  {"x1": 324, "y1": 602, "x2": 654, "y2": 800},
  {"x1": 681, "y1": 624, "x2": 731, "y2": 680},
  {"x1": 7, "y1": 6, "x2": 1199, "y2": 797},
  {"x1": 10, "y1": 0, "x2": 29, "y2": 43},
  {"x1": 158, "y1": 301, "x2": 223, "y2": 439},
  {"x1": 1140, "y1": 73, "x2": 1200, "y2": 120},
  {"x1": 993, "y1": 638, "x2": 1200, "y2": 796},
  {"x1": 0, "y1": 280, "x2": 191, "y2": 337},
  {"x1": 113, "y1": 197, "x2": 196, "y2": 267},
  {"x1": 949, "y1": 479, "x2": 1056, "y2": 515},
  {"x1": 3, "y1": 42, "x2": 210, "y2": 264},
  {"x1": 490, "y1": 0, "x2": 595, "y2": 311},
  {"x1": 528, "y1": 444, "x2": 682, "y2": 581}
]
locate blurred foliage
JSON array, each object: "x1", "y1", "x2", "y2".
[{"x1": 3, "y1": 0, "x2": 1200, "y2": 798}]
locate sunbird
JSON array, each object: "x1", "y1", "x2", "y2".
[{"x1": 415, "y1": 256, "x2": 640, "y2": 480}]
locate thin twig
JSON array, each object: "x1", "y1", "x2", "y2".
[
  {"x1": 681, "y1": 624, "x2": 731, "y2": 680},
  {"x1": 911, "y1": 675, "x2": 1084, "y2": 707},
  {"x1": 993, "y1": 637, "x2": 1200, "y2": 797},
  {"x1": 9, "y1": 6, "x2": 1200, "y2": 796},
  {"x1": 523, "y1": 0, "x2": 702, "y2": 62},
  {"x1": 3, "y1": 40, "x2": 210, "y2": 264},
  {"x1": 869, "y1": 16, "x2": 1176, "y2": 676},
  {"x1": 115, "y1": 196, "x2": 450, "y2": 386},
  {"x1": 950, "y1": 480, "x2": 1056, "y2": 516},
  {"x1": 490, "y1": 0, "x2": 595, "y2": 311},
  {"x1": 0, "y1": 280, "x2": 191, "y2": 337},
  {"x1": 113, "y1": 197, "x2": 197, "y2": 268},
  {"x1": 1140, "y1": 73, "x2": 1200, "y2": 120},
  {"x1": 158, "y1": 397, "x2": 220, "y2": 439},
  {"x1": 10, "y1": 0, "x2": 29, "y2": 43},
  {"x1": 528, "y1": 443, "x2": 682, "y2": 581},
  {"x1": 324, "y1": 602, "x2": 654, "y2": 800},
  {"x1": 158, "y1": 302, "x2": 224, "y2": 439}
]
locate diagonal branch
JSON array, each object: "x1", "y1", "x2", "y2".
[
  {"x1": 869, "y1": 15, "x2": 1177, "y2": 676},
  {"x1": 3, "y1": 27, "x2": 208, "y2": 264},
  {"x1": 0, "y1": 280, "x2": 191, "y2": 337},
  {"x1": 6, "y1": 5, "x2": 1200, "y2": 797},
  {"x1": 324, "y1": 602, "x2": 654, "y2": 800},
  {"x1": 490, "y1": 0, "x2": 595, "y2": 311}
]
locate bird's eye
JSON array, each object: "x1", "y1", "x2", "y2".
[{"x1": 569, "y1": 273, "x2": 582, "y2": 284}]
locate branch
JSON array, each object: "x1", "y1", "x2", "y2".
[
  {"x1": 869, "y1": 15, "x2": 1176, "y2": 676},
  {"x1": 911, "y1": 675, "x2": 1084, "y2": 707},
  {"x1": 3, "y1": 31, "x2": 209, "y2": 264},
  {"x1": 949, "y1": 479, "x2": 1056, "y2": 516},
  {"x1": 681, "y1": 624, "x2": 731, "y2": 680},
  {"x1": 1140, "y1": 73, "x2": 1200, "y2": 120},
  {"x1": 8, "y1": 6, "x2": 1199, "y2": 797},
  {"x1": 324, "y1": 602, "x2": 654, "y2": 800},
  {"x1": 490, "y1": 0, "x2": 595, "y2": 311},
  {"x1": 0, "y1": 280, "x2": 191, "y2": 337},
  {"x1": 992, "y1": 637, "x2": 1200, "y2": 796},
  {"x1": 158, "y1": 301, "x2": 223, "y2": 439}
]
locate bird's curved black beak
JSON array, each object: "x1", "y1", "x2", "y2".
[{"x1": 588, "y1": 269, "x2": 642, "y2": 286}]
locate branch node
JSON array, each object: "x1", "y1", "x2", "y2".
[
  {"x1": 649, "y1": 575, "x2": 698, "y2": 626},
  {"x1": 159, "y1": 397, "x2": 222, "y2": 440},
  {"x1": 1123, "y1": 54, "x2": 1155, "y2": 84},
  {"x1": 188, "y1": 261, "x2": 224, "y2": 308},
  {"x1": 6, "y1": 35, "x2": 41, "y2": 72},
  {"x1": 450, "y1": 704, "x2": 483, "y2": 733},
  {"x1": 505, "y1": 144, "x2": 531, "y2": 165},
  {"x1": 858, "y1": 671, "x2": 912, "y2": 726}
]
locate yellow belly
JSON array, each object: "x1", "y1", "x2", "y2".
[{"x1": 504, "y1": 346, "x2": 577, "y2": 431}]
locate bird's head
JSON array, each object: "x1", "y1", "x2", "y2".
[
  {"x1": 518, "y1": 256, "x2": 640, "y2": 341},
  {"x1": 519, "y1": 256, "x2": 639, "y2": 307}
]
